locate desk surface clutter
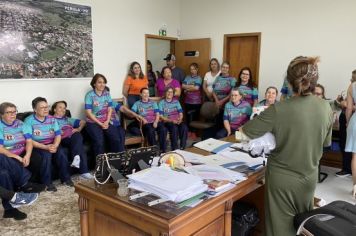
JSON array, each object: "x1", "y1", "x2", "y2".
[{"x1": 75, "y1": 135, "x2": 266, "y2": 236}]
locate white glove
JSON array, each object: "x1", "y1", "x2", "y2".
[
  {"x1": 235, "y1": 130, "x2": 250, "y2": 142},
  {"x1": 247, "y1": 132, "x2": 276, "y2": 157}
]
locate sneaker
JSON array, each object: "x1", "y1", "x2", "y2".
[
  {"x1": 335, "y1": 170, "x2": 351, "y2": 177},
  {"x1": 18, "y1": 182, "x2": 45, "y2": 193},
  {"x1": 71, "y1": 155, "x2": 80, "y2": 168},
  {"x1": 46, "y1": 184, "x2": 57, "y2": 192},
  {"x1": 63, "y1": 179, "x2": 74, "y2": 187},
  {"x1": 80, "y1": 173, "x2": 94, "y2": 180},
  {"x1": 3, "y1": 208, "x2": 27, "y2": 220},
  {"x1": 10, "y1": 192, "x2": 38, "y2": 208}
]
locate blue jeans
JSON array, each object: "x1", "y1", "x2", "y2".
[{"x1": 163, "y1": 123, "x2": 188, "y2": 150}]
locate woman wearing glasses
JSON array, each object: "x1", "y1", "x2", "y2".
[
  {"x1": 25, "y1": 97, "x2": 72, "y2": 192},
  {"x1": 235, "y1": 67, "x2": 259, "y2": 107},
  {"x1": 0, "y1": 102, "x2": 44, "y2": 219}
]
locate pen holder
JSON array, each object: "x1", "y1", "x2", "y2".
[{"x1": 117, "y1": 179, "x2": 129, "y2": 197}]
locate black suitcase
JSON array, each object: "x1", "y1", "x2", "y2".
[{"x1": 294, "y1": 201, "x2": 356, "y2": 236}]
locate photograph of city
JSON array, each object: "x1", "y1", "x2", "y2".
[{"x1": 0, "y1": 0, "x2": 93, "y2": 79}]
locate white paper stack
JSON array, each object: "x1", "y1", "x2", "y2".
[
  {"x1": 127, "y1": 167, "x2": 208, "y2": 203},
  {"x1": 184, "y1": 165, "x2": 246, "y2": 182}
]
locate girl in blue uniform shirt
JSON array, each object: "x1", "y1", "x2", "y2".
[
  {"x1": 51, "y1": 101, "x2": 93, "y2": 180},
  {"x1": 25, "y1": 97, "x2": 72, "y2": 192},
  {"x1": 131, "y1": 88, "x2": 165, "y2": 151},
  {"x1": 216, "y1": 88, "x2": 252, "y2": 139},
  {"x1": 158, "y1": 87, "x2": 188, "y2": 152},
  {"x1": 85, "y1": 73, "x2": 126, "y2": 157},
  {"x1": 235, "y1": 67, "x2": 259, "y2": 107}
]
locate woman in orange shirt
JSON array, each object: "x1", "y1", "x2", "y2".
[{"x1": 123, "y1": 61, "x2": 148, "y2": 108}]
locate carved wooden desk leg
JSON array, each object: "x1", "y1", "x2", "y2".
[
  {"x1": 79, "y1": 196, "x2": 89, "y2": 236},
  {"x1": 224, "y1": 199, "x2": 233, "y2": 236}
]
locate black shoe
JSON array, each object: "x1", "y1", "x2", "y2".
[
  {"x1": 46, "y1": 184, "x2": 57, "y2": 192},
  {"x1": 335, "y1": 170, "x2": 351, "y2": 177},
  {"x1": 18, "y1": 182, "x2": 46, "y2": 193},
  {"x1": 3, "y1": 208, "x2": 27, "y2": 220},
  {"x1": 63, "y1": 179, "x2": 74, "y2": 187}
]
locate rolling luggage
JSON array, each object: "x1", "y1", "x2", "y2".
[{"x1": 294, "y1": 200, "x2": 356, "y2": 236}]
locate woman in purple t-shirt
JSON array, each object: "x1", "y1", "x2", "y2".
[{"x1": 155, "y1": 66, "x2": 181, "y2": 99}]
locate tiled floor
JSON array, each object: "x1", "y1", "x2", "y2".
[{"x1": 315, "y1": 166, "x2": 356, "y2": 204}]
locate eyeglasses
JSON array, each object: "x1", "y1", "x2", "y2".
[
  {"x1": 314, "y1": 92, "x2": 323, "y2": 96},
  {"x1": 241, "y1": 73, "x2": 250, "y2": 76},
  {"x1": 38, "y1": 106, "x2": 49, "y2": 110},
  {"x1": 5, "y1": 110, "x2": 17, "y2": 115}
]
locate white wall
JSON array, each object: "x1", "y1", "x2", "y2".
[
  {"x1": 147, "y1": 38, "x2": 171, "y2": 74},
  {"x1": 180, "y1": 0, "x2": 356, "y2": 99},
  {"x1": 0, "y1": 0, "x2": 181, "y2": 118}
]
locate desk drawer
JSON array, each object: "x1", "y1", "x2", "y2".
[{"x1": 192, "y1": 216, "x2": 224, "y2": 236}]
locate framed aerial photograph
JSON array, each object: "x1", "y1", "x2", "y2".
[{"x1": 0, "y1": 0, "x2": 93, "y2": 79}]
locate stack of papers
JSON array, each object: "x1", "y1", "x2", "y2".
[
  {"x1": 184, "y1": 164, "x2": 246, "y2": 182},
  {"x1": 128, "y1": 167, "x2": 208, "y2": 203},
  {"x1": 193, "y1": 138, "x2": 232, "y2": 153},
  {"x1": 217, "y1": 147, "x2": 266, "y2": 167}
]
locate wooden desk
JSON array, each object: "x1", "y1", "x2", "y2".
[{"x1": 75, "y1": 138, "x2": 265, "y2": 236}]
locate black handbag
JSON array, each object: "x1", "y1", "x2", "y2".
[
  {"x1": 232, "y1": 202, "x2": 260, "y2": 236},
  {"x1": 94, "y1": 152, "x2": 127, "y2": 185},
  {"x1": 126, "y1": 146, "x2": 160, "y2": 174}
]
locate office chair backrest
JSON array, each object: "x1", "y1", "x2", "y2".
[{"x1": 200, "y1": 101, "x2": 219, "y2": 120}]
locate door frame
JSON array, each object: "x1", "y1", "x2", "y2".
[
  {"x1": 145, "y1": 34, "x2": 178, "y2": 71},
  {"x1": 223, "y1": 32, "x2": 261, "y2": 85}
]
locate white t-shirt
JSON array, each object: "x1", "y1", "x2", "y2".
[{"x1": 204, "y1": 71, "x2": 221, "y2": 92}]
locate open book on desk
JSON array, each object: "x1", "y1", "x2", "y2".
[{"x1": 193, "y1": 138, "x2": 232, "y2": 153}]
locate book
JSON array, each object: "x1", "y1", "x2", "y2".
[
  {"x1": 206, "y1": 180, "x2": 230, "y2": 192},
  {"x1": 193, "y1": 138, "x2": 232, "y2": 153}
]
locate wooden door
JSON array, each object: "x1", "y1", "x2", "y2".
[
  {"x1": 224, "y1": 33, "x2": 261, "y2": 85},
  {"x1": 175, "y1": 38, "x2": 211, "y2": 78}
]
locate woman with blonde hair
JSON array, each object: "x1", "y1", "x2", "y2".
[{"x1": 240, "y1": 56, "x2": 333, "y2": 236}]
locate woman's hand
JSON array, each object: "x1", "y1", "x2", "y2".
[
  {"x1": 23, "y1": 154, "x2": 31, "y2": 167},
  {"x1": 47, "y1": 144, "x2": 58, "y2": 153},
  {"x1": 141, "y1": 118, "x2": 148, "y2": 125},
  {"x1": 102, "y1": 120, "x2": 109, "y2": 129},
  {"x1": 72, "y1": 128, "x2": 81, "y2": 133}
]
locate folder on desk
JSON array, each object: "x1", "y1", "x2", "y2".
[{"x1": 193, "y1": 138, "x2": 232, "y2": 153}]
